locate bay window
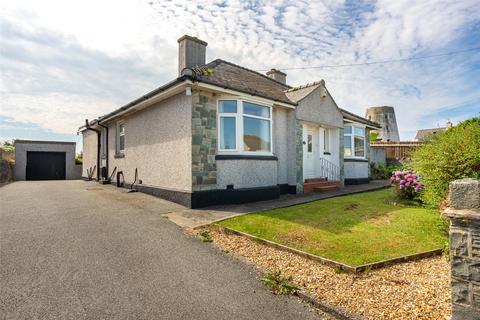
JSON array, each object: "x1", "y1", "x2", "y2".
[
  {"x1": 218, "y1": 99, "x2": 272, "y2": 154},
  {"x1": 344, "y1": 124, "x2": 365, "y2": 157}
]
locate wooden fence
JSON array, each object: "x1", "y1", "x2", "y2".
[{"x1": 370, "y1": 141, "x2": 424, "y2": 165}]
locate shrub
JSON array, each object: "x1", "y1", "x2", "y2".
[
  {"x1": 411, "y1": 117, "x2": 480, "y2": 207},
  {"x1": 198, "y1": 230, "x2": 213, "y2": 242},
  {"x1": 390, "y1": 169, "x2": 424, "y2": 200},
  {"x1": 370, "y1": 163, "x2": 404, "y2": 180},
  {"x1": 75, "y1": 152, "x2": 83, "y2": 165}
]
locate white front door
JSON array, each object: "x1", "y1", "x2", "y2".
[{"x1": 303, "y1": 125, "x2": 317, "y2": 179}]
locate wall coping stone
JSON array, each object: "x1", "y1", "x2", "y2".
[
  {"x1": 443, "y1": 208, "x2": 480, "y2": 221},
  {"x1": 449, "y1": 178, "x2": 480, "y2": 210}
]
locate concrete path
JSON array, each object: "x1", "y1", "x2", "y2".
[
  {"x1": 0, "y1": 181, "x2": 326, "y2": 320},
  {"x1": 166, "y1": 180, "x2": 390, "y2": 228}
]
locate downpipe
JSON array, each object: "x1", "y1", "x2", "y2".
[
  {"x1": 85, "y1": 119, "x2": 101, "y2": 181},
  {"x1": 97, "y1": 121, "x2": 109, "y2": 181}
]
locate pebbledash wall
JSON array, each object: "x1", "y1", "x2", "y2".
[{"x1": 83, "y1": 92, "x2": 193, "y2": 193}]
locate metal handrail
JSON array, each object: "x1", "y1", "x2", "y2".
[{"x1": 319, "y1": 158, "x2": 340, "y2": 181}]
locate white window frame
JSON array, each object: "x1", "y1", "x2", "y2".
[
  {"x1": 217, "y1": 97, "x2": 273, "y2": 155},
  {"x1": 323, "y1": 129, "x2": 330, "y2": 154},
  {"x1": 344, "y1": 123, "x2": 366, "y2": 159},
  {"x1": 116, "y1": 120, "x2": 125, "y2": 154}
]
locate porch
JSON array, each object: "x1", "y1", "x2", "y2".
[{"x1": 301, "y1": 123, "x2": 342, "y2": 193}]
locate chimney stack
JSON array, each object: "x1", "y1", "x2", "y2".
[
  {"x1": 177, "y1": 35, "x2": 208, "y2": 76},
  {"x1": 266, "y1": 69, "x2": 287, "y2": 84}
]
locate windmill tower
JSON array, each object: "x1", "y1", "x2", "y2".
[{"x1": 365, "y1": 106, "x2": 400, "y2": 141}]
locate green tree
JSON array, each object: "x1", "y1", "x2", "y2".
[
  {"x1": 369, "y1": 131, "x2": 379, "y2": 141},
  {"x1": 411, "y1": 117, "x2": 480, "y2": 207},
  {"x1": 1, "y1": 140, "x2": 14, "y2": 153}
]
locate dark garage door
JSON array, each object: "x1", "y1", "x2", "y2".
[{"x1": 26, "y1": 151, "x2": 66, "y2": 180}]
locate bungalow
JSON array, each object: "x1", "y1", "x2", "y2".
[{"x1": 80, "y1": 35, "x2": 380, "y2": 208}]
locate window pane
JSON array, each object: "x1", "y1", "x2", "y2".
[
  {"x1": 354, "y1": 126, "x2": 364, "y2": 136},
  {"x1": 344, "y1": 125, "x2": 352, "y2": 134},
  {"x1": 119, "y1": 123, "x2": 125, "y2": 135},
  {"x1": 344, "y1": 136, "x2": 352, "y2": 156},
  {"x1": 243, "y1": 117, "x2": 270, "y2": 152},
  {"x1": 307, "y1": 134, "x2": 312, "y2": 153},
  {"x1": 354, "y1": 136, "x2": 365, "y2": 157},
  {"x1": 324, "y1": 130, "x2": 329, "y2": 152},
  {"x1": 243, "y1": 102, "x2": 270, "y2": 118},
  {"x1": 219, "y1": 100, "x2": 237, "y2": 113},
  {"x1": 119, "y1": 135, "x2": 125, "y2": 152},
  {"x1": 220, "y1": 117, "x2": 236, "y2": 149}
]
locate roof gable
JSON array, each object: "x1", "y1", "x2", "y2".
[
  {"x1": 414, "y1": 127, "x2": 447, "y2": 141},
  {"x1": 285, "y1": 81, "x2": 324, "y2": 103}
]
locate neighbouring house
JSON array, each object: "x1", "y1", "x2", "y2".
[
  {"x1": 80, "y1": 35, "x2": 380, "y2": 208},
  {"x1": 414, "y1": 121, "x2": 452, "y2": 142}
]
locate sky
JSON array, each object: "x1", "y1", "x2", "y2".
[{"x1": 1, "y1": 0, "x2": 479, "y2": 152}]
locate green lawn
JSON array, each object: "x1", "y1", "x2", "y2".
[{"x1": 217, "y1": 188, "x2": 447, "y2": 266}]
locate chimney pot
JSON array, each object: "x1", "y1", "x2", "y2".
[
  {"x1": 177, "y1": 35, "x2": 208, "y2": 76},
  {"x1": 266, "y1": 68, "x2": 287, "y2": 84}
]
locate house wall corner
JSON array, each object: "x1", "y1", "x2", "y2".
[
  {"x1": 191, "y1": 90, "x2": 217, "y2": 191},
  {"x1": 295, "y1": 120, "x2": 304, "y2": 193}
]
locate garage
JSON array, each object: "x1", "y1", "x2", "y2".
[
  {"x1": 14, "y1": 140, "x2": 82, "y2": 181},
  {"x1": 26, "y1": 151, "x2": 66, "y2": 180}
]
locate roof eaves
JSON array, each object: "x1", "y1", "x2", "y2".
[{"x1": 341, "y1": 108, "x2": 381, "y2": 128}]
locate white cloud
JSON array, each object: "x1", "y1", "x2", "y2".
[{"x1": 1, "y1": 0, "x2": 479, "y2": 139}]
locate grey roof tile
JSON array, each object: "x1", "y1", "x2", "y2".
[{"x1": 191, "y1": 59, "x2": 294, "y2": 105}]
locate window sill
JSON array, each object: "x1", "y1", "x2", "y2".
[
  {"x1": 114, "y1": 153, "x2": 125, "y2": 159},
  {"x1": 215, "y1": 154, "x2": 278, "y2": 161}
]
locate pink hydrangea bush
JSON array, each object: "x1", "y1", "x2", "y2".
[{"x1": 390, "y1": 170, "x2": 424, "y2": 200}]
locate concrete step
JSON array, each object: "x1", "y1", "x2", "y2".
[
  {"x1": 313, "y1": 184, "x2": 341, "y2": 193},
  {"x1": 304, "y1": 180, "x2": 340, "y2": 193}
]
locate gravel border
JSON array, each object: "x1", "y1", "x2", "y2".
[{"x1": 204, "y1": 227, "x2": 451, "y2": 319}]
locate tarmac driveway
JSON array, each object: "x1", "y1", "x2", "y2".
[{"x1": 0, "y1": 181, "x2": 323, "y2": 320}]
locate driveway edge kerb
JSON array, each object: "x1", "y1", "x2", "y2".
[{"x1": 295, "y1": 290, "x2": 363, "y2": 320}]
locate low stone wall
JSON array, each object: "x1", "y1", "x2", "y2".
[{"x1": 443, "y1": 178, "x2": 480, "y2": 320}]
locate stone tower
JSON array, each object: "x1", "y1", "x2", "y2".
[{"x1": 365, "y1": 106, "x2": 400, "y2": 141}]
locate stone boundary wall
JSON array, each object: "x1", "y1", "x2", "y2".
[{"x1": 443, "y1": 178, "x2": 480, "y2": 320}]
